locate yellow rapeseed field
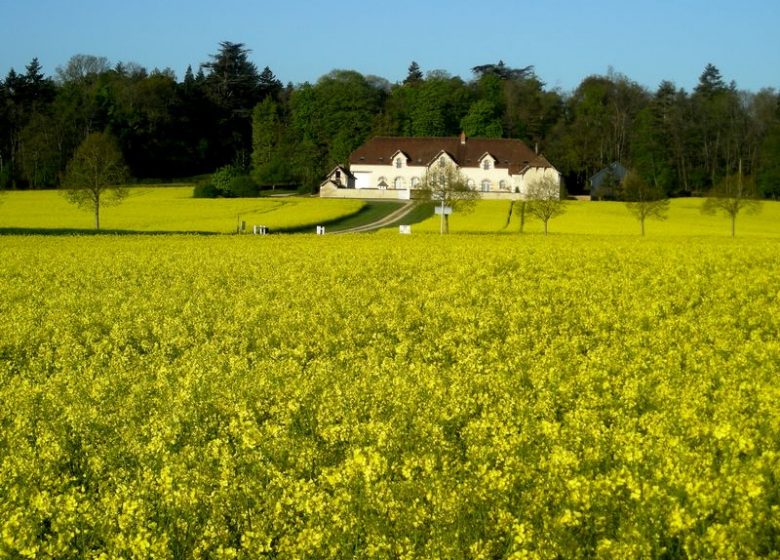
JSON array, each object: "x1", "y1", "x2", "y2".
[
  {"x1": 3, "y1": 187, "x2": 780, "y2": 237},
  {"x1": 413, "y1": 198, "x2": 780, "y2": 237},
  {"x1": 0, "y1": 187, "x2": 364, "y2": 232},
  {"x1": 1, "y1": 234, "x2": 778, "y2": 558}
]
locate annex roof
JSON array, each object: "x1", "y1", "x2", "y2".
[
  {"x1": 325, "y1": 164, "x2": 355, "y2": 179},
  {"x1": 590, "y1": 161, "x2": 628, "y2": 188}
]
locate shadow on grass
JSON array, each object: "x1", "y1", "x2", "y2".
[
  {"x1": 381, "y1": 202, "x2": 435, "y2": 230},
  {"x1": 0, "y1": 227, "x2": 220, "y2": 236},
  {"x1": 275, "y1": 201, "x2": 406, "y2": 234}
]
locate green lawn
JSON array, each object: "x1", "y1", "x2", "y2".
[{"x1": 0, "y1": 187, "x2": 365, "y2": 233}]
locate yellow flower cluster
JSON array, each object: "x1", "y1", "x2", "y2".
[{"x1": 1, "y1": 234, "x2": 778, "y2": 558}]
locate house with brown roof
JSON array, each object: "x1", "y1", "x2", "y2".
[{"x1": 320, "y1": 133, "x2": 561, "y2": 200}]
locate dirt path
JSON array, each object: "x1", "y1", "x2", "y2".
[{"x1": 332, "y1": 201, "x2": 418, "y2": 234}]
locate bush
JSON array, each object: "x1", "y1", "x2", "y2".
[
  {"x1": 193, "y1": 166, "x2": 259, "y2": 198},
  {"x1": 212, "y1": 165, "x2": 240, "y2": 197},
  {"x1": 193, "y1": 181, "x2": 220, "y2": 198},
  {"x1": 226, "y1": 175, "x2": 259, "y2": 198}
]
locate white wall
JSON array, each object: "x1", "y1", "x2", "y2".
[
  {"x1": 320, "y1": 186, "x2": 410, "y2": 200},
  {"x1": 518, "y1": 167, "x2": 562, "y2": 198},
  {"x1": 337, "y1": 162, "x2": 562, "y2": 200},
  {"x1": 350, "y1": 163, "x2": 515, "y2": 194}
]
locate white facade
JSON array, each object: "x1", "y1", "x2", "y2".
[{"x1": 321, "y1": 136, "x2": 561, "y2": 200}]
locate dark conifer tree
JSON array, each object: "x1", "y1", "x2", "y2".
[
  {"x1": 201, "y1": 41, "x2": 262, "y2": 165},
  {"x1": 258, "y1": 66, "x2": 282, "y2": 100},
  {"x1": 404, "y1": 61, "x2": 423, "y2": 86}
]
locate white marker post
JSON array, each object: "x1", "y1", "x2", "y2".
[{"x1": 434, "y1": 200, "x2": 452, "y2": 235}]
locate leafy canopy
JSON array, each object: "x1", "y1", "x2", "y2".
[{"x1": 62, "y1": 132, "x2": 129, "y2": 228}]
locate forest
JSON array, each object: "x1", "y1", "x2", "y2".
[{"x1": 1, "y1": 41, "x2": 779, "y2": 196}]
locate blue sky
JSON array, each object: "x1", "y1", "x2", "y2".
[{"x1": 1, "y1": 0, "x2": 778, "y2": 92}]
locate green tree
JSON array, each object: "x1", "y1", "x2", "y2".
[
  {"x1": 757, "y1": 123, "x2": 780, "y2": 199},
  {"x1": 55, "y1": 54, "x2": 111, "y2": 83},
  {"x1": 417, "y1": 161, "x2": 480, "y2": 234},
  {"x1": 1, "y1": 59, "x2": 58, "y2": 188},
  {"x1": 258, "y1": 66, "x2": 282, "y2": 100},
  {"x1": 251, "y1": 96, "x2": 283, "y2": 182},
  {"x1": 62, "y1": 132, "x2": 129, "y2": 229},
  {"x1": 19, "y1": 112, "x2": 61, "y2": 188},
  {"x1": 0, "y1": 71, "x2": 17, "y2": 187},
  {"x1": 525, "y1": 175, "x2": 566, "y2": 235},
  {"x1": 691, "y1": 64, "x2": 748, "y2": 190},
  {"x1": 373, "y1": 85, "x2": 415, "y2": 136},
  {"x1": 202, "y1": 42, "x2": 260, "y2": 116},
  {"x1": 111, "y1": 67, "x2": 182, "y2": 178},
  {"x1": 403, "y1": 61, "x2": 423, "y2": 86},
  {"x1": 502, "y1": 75, "x2": 562, "y2": 145},
  {"x1": 548, "y1": 76, "x2": 613, "y2": 188},
  {"x1": 701, "y1": 162, "x2": 761, "y2": 237},
  {"x1": 288, "y1": 70, "x2": 385, "y2": 188},
  {"x1": 621, "y1": 169, "x2": 670, "y2": 235},
  {"x1": 460, "y1": 99, "x2": 502, "y2": 138},
  {"x1": 202, "y1": 42, "x2": 263, "y2": 164},
  {"x1": 47, "y1": 55, "x2": 119, "y2": 183},
  {"x1": 410, "y1": 71, "x2": 471, "y2": 136},
  {"x1": 547, "y1": 72, "x2": 647, "y2": 192},
  {"x1": 630, "y1": 81, "x2": 694, "y2": 195},
  {"x1": 756, "y1": 95, "x2": 780, "y2": 199},
  {"x1": 471, "y1": 60, "x2": 534, "y2": 81}
]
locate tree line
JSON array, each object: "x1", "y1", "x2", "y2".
[{"x1": 1, "y1": 42, "x2": 779, "y2": 197}]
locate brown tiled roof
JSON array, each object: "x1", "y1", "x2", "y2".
[
  {"x1": 509, "y1": 154, "x2": 556, "y2": 175},
  {"x1": 349, "y1": 136, "x2": 552, "y2": 172}
]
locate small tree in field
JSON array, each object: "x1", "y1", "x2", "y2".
[
  {"x1": 63, "y1": 132, "x2": 129, "y2": 230},
  {"x1": 418, "y1": 162, "x2": 480, "y2": 234},
  {"x1": 701, "y1": 162, "x2": 761, "y2": 237},
  {"x1": 621, "y1": 170, "x2": 670, "y2": 236},
  {"x1": 525, "y1": 174, "x2": 565, "y2": 235}
]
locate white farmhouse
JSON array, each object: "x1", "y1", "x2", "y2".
[{"x1": 320, "y1": 133, "x2": 561, "y2": 200}]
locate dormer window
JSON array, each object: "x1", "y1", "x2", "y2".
[
  {"x1": 482, "y1": 159, "x2": 492, "y2": 170},
  {"x1": 395, "y1": 158, "x2": 402, "y2": 169},
  {"x1": 439, "y1": 158, "x2": 446, "y2": 168}
]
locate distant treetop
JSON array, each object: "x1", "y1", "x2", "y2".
[{"x1": 471, "y1": 60, "x2": 535, "y2": 81}]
